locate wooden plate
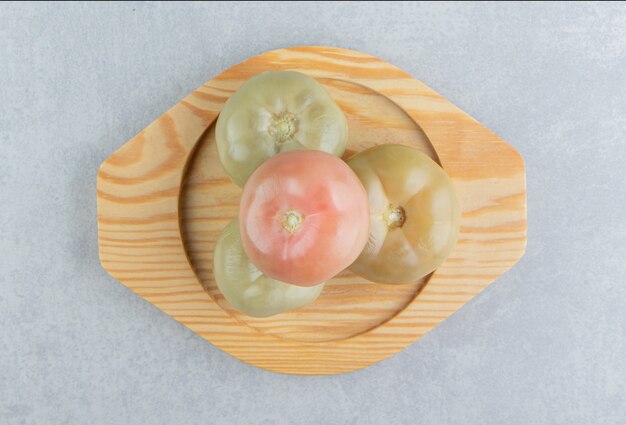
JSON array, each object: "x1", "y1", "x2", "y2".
[{"x1": 97, "y1": 46, "x2": 527, "y2": 375}]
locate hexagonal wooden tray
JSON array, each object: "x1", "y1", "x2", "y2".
[{"x1": 97, "y1": 46, "x2": 526, "y2": 375}]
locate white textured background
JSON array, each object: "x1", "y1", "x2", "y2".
[{"x1": 1, "y1": 2, "x2": 625, "y2": 424}]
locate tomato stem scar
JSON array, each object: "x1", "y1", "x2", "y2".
[
  {"x1": 282, "y1": 209, "x2": 304, "y2": 233},
  {"x1": 385, "y1": 206, "x2": 406, "y2": 229},
  {"x1": 268, "y1": 112, "x2": 298, "y2": 144}
]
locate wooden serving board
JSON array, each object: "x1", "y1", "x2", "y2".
[{"x1": 97, "y1": 46, "x2": 526, "y2": 375}]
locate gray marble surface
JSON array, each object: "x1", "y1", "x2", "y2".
[{"x1": 1, "y1": 2, "x2": 625, "y2": 424}]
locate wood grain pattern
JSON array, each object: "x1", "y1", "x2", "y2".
[{"x1": 97, "y1": 46, "x2": 526, "y2": 375}]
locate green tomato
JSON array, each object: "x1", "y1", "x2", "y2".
[
  {"x1": 213, "y1": 217, "x2": 324, "y2": 317},
  {"x1": 215, "y1": 71, "x2": 348, "y2": 187},
  {"x1": 347, "y1": 144, "x2": 460, "y2": 284}
]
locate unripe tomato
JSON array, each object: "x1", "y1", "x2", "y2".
[
  {"x1": 239, "y1": 150, "x2": 370, "y2": 286},
  {"x1": 213, "y1": 218, "x2": 324, "y2": 317},
  {"x1": 215, "y1": 71, "x2": 348, "y2": 187},
  {"x1": 347, "y1": 144, "x2": 460, "y2": 284}
]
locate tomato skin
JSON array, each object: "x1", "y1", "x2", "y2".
[
  {"x1": 215, "y1": 71, "x2": 348, "y2": 187},
  {"x1": 346, "y1": 144, "x2": 460, "y2": 284},
  {"x1": 239, "y1": 150, "x2": 370, "y2": 287},
  {"x1": 213, "y1": 218, "x2": 324, "y2": 317}
]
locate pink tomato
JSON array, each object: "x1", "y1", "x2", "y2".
[{"x1": 239, "y1": 150, "x2": 370, "y2": 286}]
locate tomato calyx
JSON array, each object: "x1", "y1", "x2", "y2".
[
  {"x1": 281, "y1": 209, "x2": 304, "y2": 234},
  {"x1": 384, "y1": 205, "x2": 406, "y2": 229},
  {"x1": 268, "y1": 112, "x2": 298, "y2": 145}
]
